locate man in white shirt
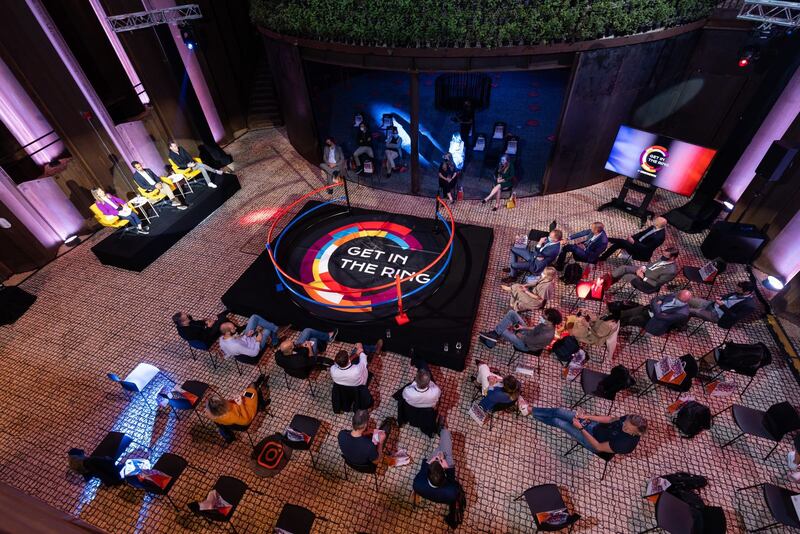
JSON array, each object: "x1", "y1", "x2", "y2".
[
  {"x1": 218, "y1": 314, "x2": 283, "y2": 359},
  {"x1": 402, "y1": 365, "x2": 441, "y2": 408},
  {"x1": 330, "y1": 341, "x2": 381, "y2": 386},
  {"x1": 131, "y1": 161, "x2": 186, "y2": 209}
]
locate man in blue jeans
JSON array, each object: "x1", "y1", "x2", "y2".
[
  {"x1": 480, "y1": 308, "x2": 561, "y2": 352},
  {"x1": 295, "y1": 327, "x2": 338, "y2": 355},
  {"x1": 502, "y1": 229, "x2": 562, "y2": 282},
  {"x1": 412, "y1": 421, "x2": 459, "y2": 504},
  {"x1": 531, "y1": 407, "x2": 646, "y2": 454},
  {"x1": 218, "y1": 315, "x2": 286, "y2": 358}
]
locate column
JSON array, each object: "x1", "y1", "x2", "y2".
[{"x1": 410, "y1": 71, "x2": 420, "y2": 195}]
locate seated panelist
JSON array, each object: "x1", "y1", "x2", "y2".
[
  {"x1": 131, "y1": 161, "x2": 187, "y2": 210},
  {"x1": 168, "y1": 140, "x2": 223, "y2": 188},
  {"x1": 91, "y1": 187, "x2": 148, "y2": 234}
]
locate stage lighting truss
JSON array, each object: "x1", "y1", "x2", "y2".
[
  {"x1": 107, "y1": 5, "x2": 202, "y2": 33},
  {"x1": 737, "y1": 0, "x2": 800, "y2": 30}
]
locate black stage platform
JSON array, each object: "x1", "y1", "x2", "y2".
[
  {"x1": 91, "y1": 173, "x2": 240, "y2": 271},
  {"x1": 222, "y1": 201, "x2": 493, "y2": 371}
]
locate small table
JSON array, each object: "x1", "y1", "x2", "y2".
[
  {"x1": 168, "y1": 173, "x2": 192, "y2": 199},
  {"x1": 129, "y1": 196, "x2": 159, "y2": 224}
]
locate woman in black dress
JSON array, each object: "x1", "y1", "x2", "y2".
[{"x1": 438, "y1": 153, "x2": 457, "y2": 204}]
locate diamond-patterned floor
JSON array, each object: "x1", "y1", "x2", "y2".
[{"x1": 1, "y1": 127, "x2": 799, "y2": 533}]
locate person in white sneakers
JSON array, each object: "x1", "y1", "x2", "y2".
[{"x1": 168, "y1": 141, "x2": 224, "y2": 188}]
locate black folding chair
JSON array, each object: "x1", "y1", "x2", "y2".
[
  {"x1": 571, "y1": 368, "x2": 630, "y2": 416},
  {"x1": 124, "y1": 452, "x2": 189, "y2": 511},
  {"x1": 342, "y1": 456, "x2": 380, "y2": 492},
  {"x1": 699, "y1": 343, "x2": 770, "y2": 397},
  {"x1": 515, "y1": 483, "x2": 580, "y2": 532},
  {"x1": 158, "y1": 380, "x2": 209, "y2": 424},
  {"x1": 719, "y1": 402, "x2": 800, "y2": 460},
  {"x1": 187, "y1": 476, "x2": 257, "y2": 534},
  {"x1": 639, "y1": 490, "x2": 700, "y2": 533},
  {"x1": 681, "y1": 261, "x2": 726, "y2": 298},
  {"x1": 397, "y1": 398, "x2": 438, "y2": 437},
  {"x1": 736, "y1": 482, "x2": 800, "y2": 532},
  {"x1": 231, "y1": 346, "x2": 269, "y2": 376},
  {"x1": 635, "y1": 355, "x2": 698, "y2": 400},
  {"x1": 275, "y1": 503, "x2": 316, "y2": 534},
  {"x1": 282, "y1": 414, "x2": 322, "y2": 468},
  {"x1": 563, "y1": 443, "x2": 615, "y2": 481},
  {"x1": 277, "y1": 361, "x2": 319, "y2": 398},
  {"x1": 509, "y1": 346, "x2": 543, "y2": 370}
]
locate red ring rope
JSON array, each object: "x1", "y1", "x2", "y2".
[{"x1": 267, "y1": 182, "x2": 455, "y2": 295}]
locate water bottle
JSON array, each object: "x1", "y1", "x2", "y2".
[
  {"x1": 455, "y1": 341, "x2": 462, "y2": 351},
  {"x1": 386, "y1": 329, "x2": 391, "y2": 339},
  {"x1": 443, "y1": 342, "x2": 449, "y2": 352}
]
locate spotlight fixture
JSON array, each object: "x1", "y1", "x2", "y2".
[
  {"x1": 722, "y1": 200, "x2": 735, "y2": 211},
  {"x1": 762, "y1": 275, "x2": 785, "y2": 291},
  {"x1": 179, "y1": 23, "x2": 197, "y2": 51},
  {"x1": 64, "y1": 235, "x2": 81, "y2": 247}
]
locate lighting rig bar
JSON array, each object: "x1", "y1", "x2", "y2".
[
  {"x1": 737, "y1": 0, "x2": 800, "y2": 29},
  {"x1": 107, "y1": 5, "x2": 202, "y2": 33}
]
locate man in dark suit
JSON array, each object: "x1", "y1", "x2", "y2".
[
  {"x1": 599, "y1": 216, "x2": 667, "y2": 261},
  {"x1": 619, "y1": 289, "x2": 692, "y2": 336},
  {"x1": 502, "y1": 229, "x2": 562, "y2": 282},
  {"x1": 412, "y1": 422, "x2": 460, "y2": 504},
  {"x1": 274, "y1": 339, "x2": 334, "y2": 373},
  {"x1": 168, "y1": 141, "x2": 223, "y2": 188},
  {"x1": 554, "y1": 222, "x2": 608, "y2": 270},
  {"x1": 480, "y1": 307, "x2": 562, "y2": 352},
  {"x1": 131, "y1": 161, "x2": 187, "y2": 209},
  {"x1": 172, "y1": 311, "x2": 229, "y2": 347},
  {"x1": 610, "y1": 246, "x2": 679, "y2": 292},
  {"x1": 689, "y1": 281, "x2": 757, "y2": 327}
]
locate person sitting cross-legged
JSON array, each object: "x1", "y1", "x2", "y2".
[
  {"x1": 609, "y1": 246, "x2": 679, "y2": 294},
  {"x1": 330, "y1": 340, "x2": 382, "y2": 387},
  {"x1": 617, "y1": 290, "x2": 692, "y2": 336},
  {"x1": 532, "y1": 407, "x2": 646, "y2": 454},
  {"x1": 172, "y1": 310, "x2": 229, "y2": 347},
  {"x1": 599, "y1": 216, "x2": 667, "y2": 262},
  {"x1": 131, "y1": 161, "x2": 187, "y2": 209},
  {"x1": 338, "y1": 409, "x2": 395, "y2": 466},
  {"x1": 501, "y1": 265, "x2": 557, "y2": 312},
  {"x1": 474, "y1": 361, "x2": 523, "y2": 413},
  {"x1": 554, "y1": 222, "x2": 608, "y2": 270},
  {"x1": 502, "y1": 230, "x2": 562, "y2": 283},
  {"x1": 168, "y1": 141, "x2": 224, "y2": 188},
  {"x1": 91, "y1": 187, "x2": 149, "y2": 234},
  {"x1": 205, "y1": 376, "x2": 268, "y2": 442},
  {"x1": 412, "y1": 420, "x2": 460, "y2": 504},
  {"x1": 218, "y1": 315, "x2": 284, "y2": 359},
  {"x1": 688, "y1": 280, "x2": 757, "y2": 326},
  {"x1": 479, "y1": 308, "x2": 562, "y2": 353},
  {"x1": 295, "y1": 327, "x2": 337, "y2": 356},
  {"x1": 274, "y1": 339, "x2": 334, "y2": 373}
]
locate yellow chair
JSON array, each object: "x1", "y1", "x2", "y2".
[
  {"x1": 90, "y1": 202, "x2": 135, "y2": 228},
  {"x1": 136, "y1": 176, "x2": 177, "y2": 203},
  {"x1": 169, "y1": 157, "x2": 203, "y2": 181}
]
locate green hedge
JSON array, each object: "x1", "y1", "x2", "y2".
[{"x1": 251, "y1": 0, "x2": 716, "y2": 48}]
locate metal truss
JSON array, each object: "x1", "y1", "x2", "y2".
[
  {"x1": 107, "y1": 5, "x2": 202, "y2": 33},
  {"x1": 737, "y1": 0, "x2": 800, "y2": 29}
]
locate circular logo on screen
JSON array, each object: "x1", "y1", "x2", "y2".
[
  {"x1": 299, "y1": 221, "x2": 434, "y2": 313},
  {"x1": 640, "y1": 145, "x2": 669, "y2": 174}
]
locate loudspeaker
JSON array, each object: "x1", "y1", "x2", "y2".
[
  {"x1": 0, "y1": 286, "x2": 36, "y2": 325},
  {"x1": 198, "y1": 143, "x2": 233, "y2": 169},
  {"x1": 701, "y1": 221, "x2": 768, "y2": 264},
  {"x1": 755, "y1": 140, "x2": 798, "y2": 182}
]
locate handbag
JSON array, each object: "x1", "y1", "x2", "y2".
[{"x1": 506, "y1": 193, "x2": 517, "y2": 209}]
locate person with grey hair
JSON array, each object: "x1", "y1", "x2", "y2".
[
  {"x1": 531, "y1": 407, "x2": 646, "y2": 454},
  {"x1": 338, "y1": 410, "x2": 396, "y2": 465},
  {"x1": 610, "y1": 246, "x2": 679, "y2": 292},
  {"x1": 402, "y1": 362, "x2": 441, "y2": 409}
]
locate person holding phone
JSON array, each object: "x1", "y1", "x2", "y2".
[
  {"x1": 479, "y1": 308, "x2": 562, "y2": 353},
  {"x1": 205, "y1": 376, "x2": 268, "y2": 442},
  {"x1": 531, "y1": 407, "x2": 647, "y2": 454},
  {"x1": 412, "y1": 419, "x2": 459, "y2": 504}
]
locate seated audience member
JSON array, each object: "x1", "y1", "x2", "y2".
[
  {"x1": 531, "y1": 407, "x2": 646, "y2": 454},
  {"x1": 474, "y1": 361, "x2": 525, "y2": 413},
  {"x1": 172, "y1": 310, "x2": 229, "y2": 346},
  {"x1": 353, "y1": 122, "x2": 374, "y2": 169},
  {"x1": 275, "y1": 339, "x2": 334, "y2": 372},
  {"x1": 618, "y1": 289, "x2": 692, "y2": 336},
  {"x1": 131, "y1": 161, "x2": 186, "y2": 209},
  {"x1": 167, "y1": 140, "x2": 223, "y2": 188},
  {"x1": 330, "y1": 341, "x2": 383, "y2": 386},
  {"x1": 295, "y1": 327, "x2": 337, "y2": 356},
  {"x1": 338, "y1": 409, "x2": 394, "y2": 465},
  {"x1": 689, "y1": 281, "x2": 757, "y2": 325},
  {"x1": 554, "y1": 222, "x2": 608, "y2": 270},
  {"x1": 402, "y1": 361, "x2": 442, "y2": 409},
  {"x1": 565, "y1": 311, "x2": 618, "y2": 347},
  {"x1": 479, "y1": 308, "x2": 562, "y2": 352},
  {"x1": 788, "y1": 434, "x2": 800, "y2": 482},
  {"x1": 610, "y1": 246, "x2": 679, "y2": 292},
  {"x1": 438, "y1": 153, "x2": 457, "y2": 204},
  {"x1": 412, "y1": 421, "x2": 459, "y2": 503},
  {"x1": 502, "y1": 230, "x2": 562, "y2": 283},
  {"x1": 482, "y1": 154, "x2": 514, "y2": 211},
  {"x1": 599, "y1": 216, "x2": 667, "y2": 261},
  {"x1": 501, "y1": 266, "x2": 557, "y2": 312},
  {"x1": 91, "y1": 188, "x2": 148, "y2": 234},
  {"x1": 218, "y1": 315, "x2": 282, "y2": 358},
  {"x1": 320, "y1": 136, "x2": 345, "y2": 192},
  {"x1": 205, "y1": 377, "x2": 267, "y2": 442},
  {"x1": 384, "y1": 126, "x2": 402, "y2": 176}
]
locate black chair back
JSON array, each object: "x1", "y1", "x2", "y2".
[
  {"x1": 763, "y1": 483, "x2": 800, "y2": 528},
  {"x1": 188, "y1": 339, "x2": 210, "y2": 351},
  {"x1": 397, "y1": 398, "x2": 437, "y2": 437},
  {"x1": 276, "y1": 503, "x2": 316, "y2": 534},
  {"x1": 332, "y1": 383, "x2": 373, "y2": 413},
  {"x1": 188, "y1": 476, "x2": 247, "y2": 523},
  {"x1": 344, "y1": 456, "x2": 377, "y2": 474},
  {"x1": 655, "y1": 491, "x2": 698, "y2": 533},
  {"x1": 631, "y1": 277, "x2": 661, "y2": 294},
  {"x1": 282, "y1": 363, "x2": 312, "y2": 380},
  {"x1": 764, "y1": 402, "x2": 800, "y2": 439}
]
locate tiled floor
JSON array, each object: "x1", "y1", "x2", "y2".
[{"x1": 1, "y1": 127, "x2": 799, "y2": 533}]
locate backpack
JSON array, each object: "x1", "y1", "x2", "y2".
[
  {"x1": 562, "y1": 263, "x2": 583, "y2": 285},
  {"x1": 553, "y1": 335, "x2": 580, "y2": 363},
  {"x1": 717, "y1": 342, "x2": 771, "y2": 375},
  {"x1": 673, "y1": 401, "x2": 711, "y2": 438},
  {"x1": 596, "y1": 365, "x2": 635, "y2": 398}
]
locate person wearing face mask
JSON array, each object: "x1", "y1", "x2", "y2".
[
  {"x1": 481, "y1": 154, "x2": 514, "y2": 211},
  {"x1": 502, "y1": 229, "x2": 563, "y2": 283},
  {"x1": 353, "y1": 122, "x2": 374, "y2": 170},
  {"x1": 609, "y1": 246, "x2": 679, "y2": 293},
  {"x1": 320, "y1": 137, "x2": 345, "y2": 193},
  {"x1": 479, "y1": 307, "x2": 562, "y2": 352},
  {"x1": 438, "y1": 153, "x2": 458, "y2": 204},
  {"x1": 384, "y1": 126, "x2": 402, "y2": 176}
]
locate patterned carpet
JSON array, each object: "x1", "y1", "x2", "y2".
[{"x1": 1, "y1": 127, "x2": 798, "y2": 533}]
